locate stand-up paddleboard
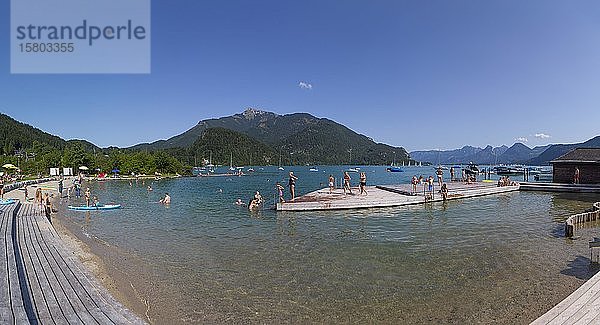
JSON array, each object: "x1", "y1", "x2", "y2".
[
  {"x1": 68, "y1": 204, "x2": 121, "y2": 211},
  {"x1": 0, "y1": 199, "x2": 16, "y2": 205}
]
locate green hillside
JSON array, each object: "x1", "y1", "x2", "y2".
[{"x1": 130, "y1": 109, "x2": 409, "y2": 165}]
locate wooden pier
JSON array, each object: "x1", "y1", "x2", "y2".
[
  {"x1": 277, "y1": 182, "x2": 519, "y2": 211},
  {"x1": 520, "y1": 182, "x2": 600, "y2": 193},
  {"x1": 532, "y1": 260, "x2": 600, "y2": 324},
  {"x1": 1, "y1": 201, "x2": 145, "y2": 324}
]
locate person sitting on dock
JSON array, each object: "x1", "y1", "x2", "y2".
[
  {"x1": 441, "y1": 183, "x2": 448, "y2": 200},
  {"x1": 289, "y1": 172, "x2": 298, "y2": 201},
  {"x1": 343, "y1": 171, "x2": 353, "y2": 195},
  {"x1": 328, "y1": 175, "x2": 335, "y2": 194},
  {"x1": 276, "y1": 182, "x2": 285, "y2": 202}
]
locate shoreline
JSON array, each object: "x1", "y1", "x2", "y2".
[
  {"x1": 4, "y1": 176, "x2": 599, "y2": 323},
  {"x1": 3, "y1": 178, "x2": 151, "y2": 324}
]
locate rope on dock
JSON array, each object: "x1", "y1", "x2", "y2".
[{"x1": 565, "y1": 202, "x2": 600, "y2": 237}]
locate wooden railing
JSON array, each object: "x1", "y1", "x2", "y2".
[{"x1": 565, "y1": 202, "x2": 600, "y2": 237}]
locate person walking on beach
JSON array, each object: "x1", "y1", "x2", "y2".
[
  {"x1": 328, "y1": 175, "x2": 335, "y2": 194},
  {"x1": 288, "y1": 171, "x2": 298, "y2": 201},
  {"x1": 359, "y1": 172, "x2": 368, "y2": 195},
  {"x1": 436, "y1": 167, "x2": 443, "y2": 187},
  {"x1": 276, "y1": 182, "x2": 285, "y2": 203},
  {"x1": 84, "y1": 187, "x2": 91, "y2": 207},
  {"x1": 343, "y1": 171, "x2": 352, "y2": 195},
  {"x1": 574, "y1": 167, "x2": 580, "y2": 184}
]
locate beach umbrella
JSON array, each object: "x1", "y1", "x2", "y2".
[
  {"x1": 2, "y1": 163, "x2": 16, "y2": 169},
  {"x1": 112, "y1": 168, "x2": 120, "y2": 174},
  {"x1": 78, "y1": 166, "x2": 89, "y2": 171}
]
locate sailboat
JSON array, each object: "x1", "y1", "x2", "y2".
[
  {"x1": 229, "y1": 153, "x2": 236, "y2": 171},
  {"x1": 278, "y1": 148, "x2": 284, "y2": 170},
  {"x1": 386, "y1": 152, "x2": 403, "y2": 172}
]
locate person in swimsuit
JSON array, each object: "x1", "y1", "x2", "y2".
[
  {"x1": 276, "y1": 182, "x2": 285, "y2": 202},
  {"x1": 574, "y1": 167, "x2": 580, "y2": 184},
  {"x1": 436, "y1": 167, "x2": 443, "y2": 187},
  {"x1": 288, "y1": 171, "x2": 298, "y2": 201},
  {"x1": 343, "y1": 171, "x2": 352, "y2": 195},
  {"x1": 441, "y1": 183, "x2": 448, "y2": 200},
  {"x1": 359, "y1": 172, "x2": 367, "y2": 195},
  {"x1": 328, "y1": 175, "x2": 335, "y2": 194},
  {"x1": 84, "y1": 188, "x2": 91, "y2": 207},
  {"x1": 411, "y1": 176, "x2": 418, "y2": 194}
]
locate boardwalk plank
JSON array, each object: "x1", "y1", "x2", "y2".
[
  {"x1": 5, "y1": 203, "x2": 30, "y2": 323},
  {"x1": 22, "y1": 214, "x2": 86, "y2": 325},
  {"x1": 17, "y1": 213, "x2": 71, "y2": 324},
  {"x1": 17, "y1": 214, "x2": 54, "y2": 324},
  {"x1": 26, "y1": 215, "x2": 101, "y2": 325}
]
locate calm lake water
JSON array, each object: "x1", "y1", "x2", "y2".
[{"x1": 55, "y1": 166, "x2": 600, "y2": 324}]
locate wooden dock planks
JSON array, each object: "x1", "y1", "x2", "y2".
[
  {"x1": 276, "y1": 183, "x2": 520, "y2": 211},
  {"x1": 0, "y1": 202, "x2": 145, "y2": 324},
  {"x1": 532, "y1": 270, "x2": 600, "y2": 324}
]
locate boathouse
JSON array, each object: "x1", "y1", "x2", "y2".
[{"x1": 550, "y1": 148, "x2": 600, "y2": 184}]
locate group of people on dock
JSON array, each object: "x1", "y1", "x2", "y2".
[
  {"x1": 497, "y1": 176, "x2": 517, "y2": 187},
  {"x1": 412, "y1": 169, "x2": 450, "y2": 200}
]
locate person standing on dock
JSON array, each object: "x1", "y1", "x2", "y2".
[
  {"x1": 411, "y1": 176, "x2": 418, "y2": 194},
  {"x1": 276, "y1": 182, "x2": 285, "y2": 202},
  {"x1": 450, "y1": 167, "x2": 455, "y2": 182},
  {"x1": 289, "y1": 171, "x2": 298, "y2": 201},
  {"x1": 328, "y1": 175, "x2": 335, "y2": 194},
  {"x1": 343, "y1": 171, "x2": 353, "y2": 195},
  {"x1": 436, "y1": 167, "x2": 443, "y2": 187},
  {"x1": 58, "y1": 179, "x2": 64, "y2": 197},
  {"x1": 359, "y1": 172, "x2": 368, "y2": 195},
  {"x1": 574, "y1": 167, "x2": 580, "y2": 184}
]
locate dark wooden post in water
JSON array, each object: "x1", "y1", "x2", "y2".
[{"x1": 565, "y1": 220, "x2": 574, "y2": 238}]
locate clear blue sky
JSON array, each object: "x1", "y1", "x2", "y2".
[{"x1": 1, "y1": 0, "x2": 600, "y2": 151}]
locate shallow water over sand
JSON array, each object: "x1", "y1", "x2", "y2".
[{"x1": 54, "y1": 166, "x2": 600, "y2": 324}]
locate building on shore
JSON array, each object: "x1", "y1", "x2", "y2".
[{"x1": 550, "y1": 148, "x2": 600, "y2": 184}]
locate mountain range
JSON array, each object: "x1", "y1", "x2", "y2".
[
  {"x1": 131, "y1": 108, "x2": 410, "y2": 166},
  {"x1": 409, "y1": 136, "x2": 600, "y2": 165},
  {"x1": 2, "y1": 109, "x2": 599, "y2": 167}
]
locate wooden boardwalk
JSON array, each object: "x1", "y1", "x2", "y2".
[
  {"x1": 520, "y1": 182, "x2": 600, "y2": 193},
  {"x1": 532, "y1": 269, "x2": 600, "y2": 324},
  {"x1": 277, "y1": 182, "x2": 519, "y2": 211},
  {"x1": 1, "y1": 201, "x2": 145, "y2": 324}
]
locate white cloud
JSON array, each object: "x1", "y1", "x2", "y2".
[
  {"x1": 298, "y1": 81, "x2": 313, "y2": 90},
  {"x1": 535, "y1": 133, "x2": 551, "y2": 139},
  {"x1": 515, "y1": 137, "x2": 528, "y2": 142}
]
